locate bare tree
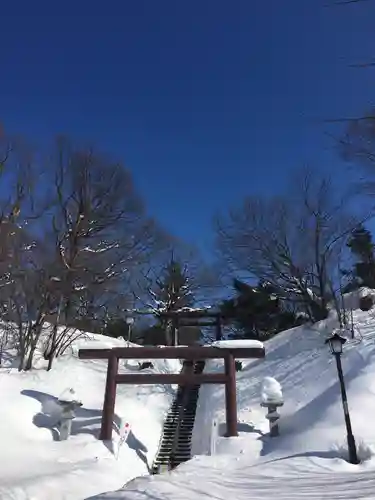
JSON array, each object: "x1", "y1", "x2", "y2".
[
  {"x1": 0, "y1": 130, "x2": 49, "y2": 369},
  {"x1": 340, "y1": 112, "x2": 375, "y2": 170},
  {"x1": 330, "y1": 0, "x2": 372, "y2": 5},
  {"x1": 0, "y1": 131, "x2": 176, "y2": 369},
  {"x1": 215, "y1": 168, "x2": 362, "y2": 321},
  {"x1": 35, "y1": 137, "x2": 164, "y2": 368}
]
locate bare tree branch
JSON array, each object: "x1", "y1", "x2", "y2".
[{"x1": 215, "y1": 167, "x2": 363, "y2": 320}]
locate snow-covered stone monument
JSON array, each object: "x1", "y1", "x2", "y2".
[{"x1": 57, "y1": 388, "x2": 82, "y2": 441}]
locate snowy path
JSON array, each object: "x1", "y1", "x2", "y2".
[{"x1": 91, "y1": 454, "x2": 375, "y2": 499}]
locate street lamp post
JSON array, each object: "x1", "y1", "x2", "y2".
[
  {"x1": 125, "y1": 316, "x2": 135, "y2": 347},
  {"x1": 325, "y1": 332, "x2": 359, "y2": 465}
]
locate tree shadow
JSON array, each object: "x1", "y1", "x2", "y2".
[
  {"x1": 126, "y1": 430, "x2": 150, "y2": 471},
  {"x1": 21, "y1": 389, "x2": 121, "y2": 449},
  {"x1": 259, "y1": 449, "x2": 350, "y2": 465}
]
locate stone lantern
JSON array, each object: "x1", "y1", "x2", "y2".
[{"x1": 57, "y1": 388, "x2": 82, "y2": 441}]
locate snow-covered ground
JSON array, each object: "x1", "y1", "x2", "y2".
[
  {"x1": 0, "y1": 331, "x2": 180, "y2": 499},
  {"x1": 92, "y1": 303, "x2": 375, "y2": 499},
  {"x1": 6, "y1": 296, "x2": 375, "y2": 499}
]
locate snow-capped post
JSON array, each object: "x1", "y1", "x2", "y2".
[
  {"x1": 57, "y1": 388, "x2": 82, "y2": 441},
  {"x1": 260, "y1": 377, "x2": 283, "y2": 437},
  {"x1": 124, "y1": 316, "x2": 135, "y2": 368},
  {"x1": 125, "y1": 316, "x2": 135, "y2": 346}
]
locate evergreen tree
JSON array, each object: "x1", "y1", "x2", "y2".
[
  {"x1": 221, "y1": 279, "x2": 298, "y2": 340},
  {"x1": 151, "y1": 256, "x2": 195, "y2": 345},
  {"x1": 347, "y1": 225, "x2": 375, "y2": 288},
  {"x1": 154, "y1": 258, "x2": 194, "y2": 312},
  {"x1": 348, "y1": 225, "x2": 374, "y2": 263}
]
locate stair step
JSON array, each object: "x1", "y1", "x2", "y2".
[{"x1": 152, "y1": 360, "x2": 206, "y2": 475}]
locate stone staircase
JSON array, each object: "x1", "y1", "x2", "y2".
[{"x1": 151, "y1": 360, "x2": 205, "y2": 474}]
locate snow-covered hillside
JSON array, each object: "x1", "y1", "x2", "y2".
[
  {"x1": 5, "y1": 296, "x2": 375, "y2": 500},
  {"x1": 93, "y1": 305, "x2": 375, "y2": 499},
  {"x1": 0, "y1": 332, "x2": 180, "y2": 499}
]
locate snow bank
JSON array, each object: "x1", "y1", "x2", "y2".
[
  {"x1": 9, "y1": 300, "x2": 375, "y2": 500},
  {"x1": 0, "y1": 330, "x2": 179, "y2": 499},
  {"x1": 339, "y1": 287, "x2": 375, "y2": 313},
  {"x1": 97, "y1": 307, "x2": 375, "y2": 499}
]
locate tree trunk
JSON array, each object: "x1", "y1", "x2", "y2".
[
  {"x1": 24, "y1": 317, "x2": 44, "y2": 371},
  {"x1": 46, "y1": 298, "x2": 63, "y2": 371},
  {"x1": 24, "y1": 342, "x2": 37, "y2": 370},
  {"x1": 46, "y1": 324, "x2": 58, "y2": 371}
]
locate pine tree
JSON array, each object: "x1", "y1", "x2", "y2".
[
  {"x1": 348, "y1": 225, "x2": 374, "y2": 263},
  {"x1": 347, "y1": 225, "x2": 375, "y2": 288},
  {"x1": 151, "y1": 256, "x2": 195, "y2": 345},
  {"x1": 220, "y1": 279, "x2": 297, "y2": 340},
  {"x1": 155, "y1": 258, "x2": 194, "y2": 311}
]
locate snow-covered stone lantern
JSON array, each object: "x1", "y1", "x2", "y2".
[
  {"x1": 260, "y1": 377, "x2": 283, "y2": 437},
  {"x1": 57, "y1": 388, "x2": 82, "y2": 441}
]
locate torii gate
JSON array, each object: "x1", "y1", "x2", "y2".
[{"x1": 78, "y1": 344, "x2": 265, "y2": 440}]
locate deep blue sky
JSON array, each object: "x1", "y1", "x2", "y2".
[{"x1": 1, "y1": 1, "x2": 374, "y2": 254}]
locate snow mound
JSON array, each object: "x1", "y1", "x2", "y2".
[
  {"x1": 0, "y1": 329, "x2": 180, "y2": 499},
  {"x1": 340, "y1": 287, "x2": 375, "y2": 312},
  {"x1": 261, "y1": 376, "x2": 283, "y2": 405}
]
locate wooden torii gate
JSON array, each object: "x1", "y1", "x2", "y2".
[
  {"x1": 78, "y1": 345, "x2": 265, "y2": 440},
  {"x1": 158, "y1": 309, "x2": 225, "y2": 343}
]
